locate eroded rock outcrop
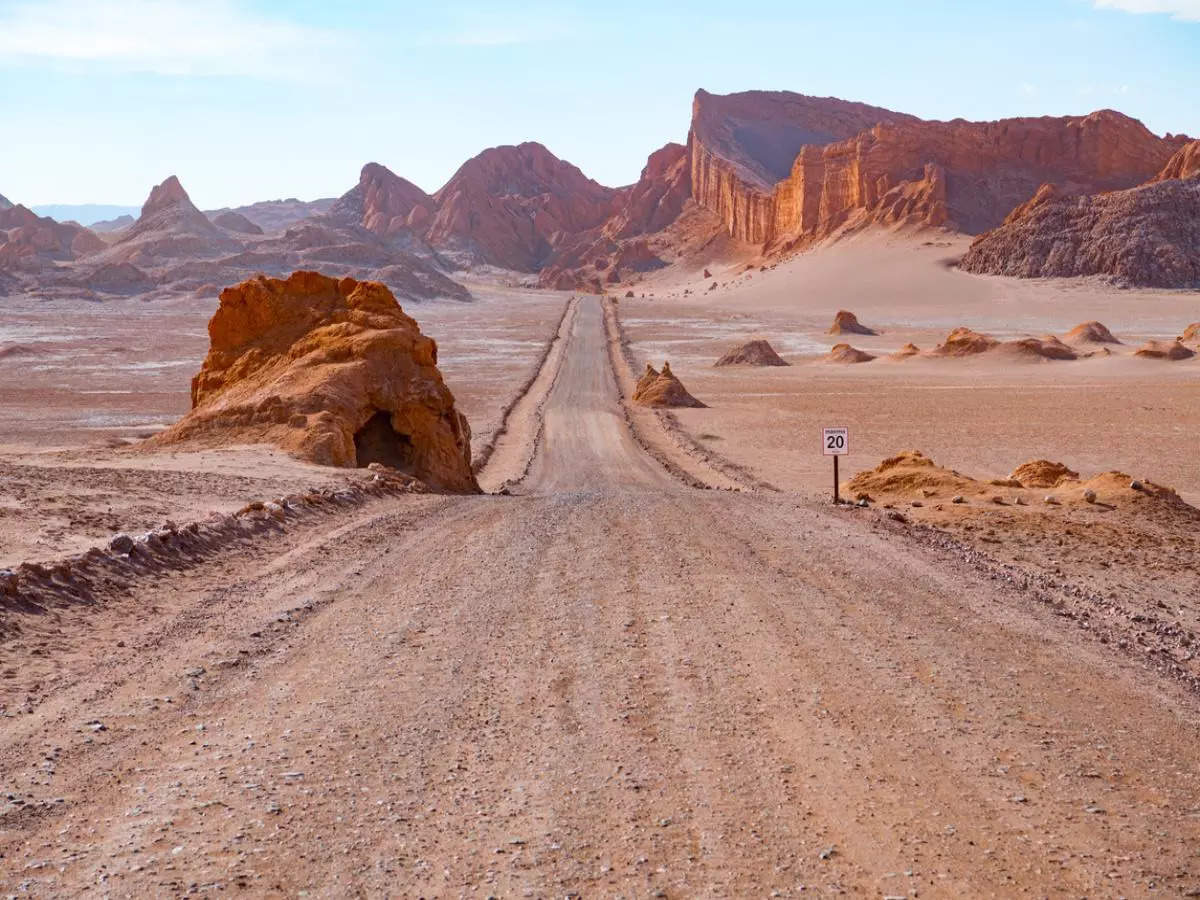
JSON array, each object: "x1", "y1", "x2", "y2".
[
  {"x1": 1134, "y1": 339, "x2": 1195, "y2": 360},
  {"x1": 633, "y1": 362, "x2": 706, "y2": 408},
  {"x1": 714, "y1": 339, "x2": 789, "y2": 367},
  {"x1": 960, "y1": 140, "x2": 1200, "y2": 287},
  {"x1": 149, "y1": 271, "x2": 479, "y2": 492},
  {"x1": 1065, "y1": 321, "x2": 1121, "y2": 345},
  {"x1": 828, "y1": 310, "x2": 877, "y2": 336},
  {"x1": 825, "y1": 343, "x2": 876, "y2": 364}
]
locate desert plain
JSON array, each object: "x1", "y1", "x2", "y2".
[{"x1": 2, "y1": 85, "x2": 1200, "y2": 897}]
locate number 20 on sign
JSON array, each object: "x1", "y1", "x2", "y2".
[{"x1": 822, "y1": 427, "x2": 849, "y2": 503}]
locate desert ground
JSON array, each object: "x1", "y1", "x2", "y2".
[{"x1": 3, "y1": 241, "x2": 1200, "y2": 896}]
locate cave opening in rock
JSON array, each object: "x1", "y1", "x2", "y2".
[{"x1": 354, "y1": 410, "x2": 416, "y2": 472}]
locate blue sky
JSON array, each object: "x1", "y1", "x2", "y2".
[{"x1": 1, "y1": 0, "x2": 1197, "y2": 208}]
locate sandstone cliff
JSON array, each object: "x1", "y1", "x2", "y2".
[
  {"x1": 150, "y1": 271, "x2": 479, "y2": 491},
  {"x1": 959, "y1": 140, "x2": 1200, "y2": 287},
  {"x1": 687, "y1": 90, "x2": 1186, "y2": 250}
]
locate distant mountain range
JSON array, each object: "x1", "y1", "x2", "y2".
[{"x1": 4, "y1": 88, "x2": 1198, "y2": 295}]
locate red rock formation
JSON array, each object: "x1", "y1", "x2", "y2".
[
  {"x1": 426, "y1": 142, "x2": 617, "y2": 271},
  {"x1": 689, "y1": 89, "x2": 917, "y2": 244},
  {"x1": 0, "y1": 204, "x2": 103, "y2": 264},
  {"x1": 150, "y1": 272, "x2": 478, "y2": 491},
  {"x1": 536, "y1": 143, "x2": 692, "y2": 289},
  {"x1": 1152, "y1": 140, "x2": 1200, "y2": 182},
  {"x1": 960, "y1": 142, "x2": 1200, "y2": 288},
  {"x1": 329, "y1": 162, "x2": 435, "y2": 240},
  {"x1": 688, "y1": 89, "x2": 1185, "y2": 250},
  {"x1": 0, "y1": 193, "x2": 12, "y2": 211}
]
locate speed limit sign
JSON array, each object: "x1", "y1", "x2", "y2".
[
  {"x1": 822, "y1": 427, "x2": 849, "y2": 504},
  {"x1": 822, "y1": 427, "x2": 848, "y2": 456}
]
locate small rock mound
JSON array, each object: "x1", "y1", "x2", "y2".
[
  {"x1": 633, "y1": 362, "x2": 706, "y2": 408},
  {"x1": 930, "y1": 327, "x2": 998, "y2": 357},
  {"x1": 1065, "y1": 320, "x2": 1121, "y2": 345},
  {"x1": 846, "y1": 450, "x2": 975, "y2": 497},
  {"x1": 1134, "y1": 339, "x2": 1196, "y2": 360},
  {"x1": 1179, "y1": 322, "x2": 1200, "y2": 344},
  {"x1": 714, "y1": 339, "x2": 789, "y2": 367},
  {"x1": 828, "y1": 310, "x2": 878, "y2": 336},
  {"x1": 1010, "y1": 459, "x2": 1079, "y2": 488},
  {"x1": 148, "y1": 271, "x2": 479, "y2": 492},
  {"x1": 1002, "y1": 336, "x2": 1078, "y2": 361},
  {"x1": 825, "y1": 343, "x2": 875, "y2": 364},
  {"x1": 889, "y1": 342, "x2": 922, "y2": 360}
]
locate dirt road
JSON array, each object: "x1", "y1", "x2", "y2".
[{"x1": 3, "y1": 298, "x2": 1199, "y2": 897}]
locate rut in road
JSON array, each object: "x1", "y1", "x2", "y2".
[{"x1": 2, "y1": 297, "x2": 1199, "y2": 897}]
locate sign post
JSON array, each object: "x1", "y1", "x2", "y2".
[{"x1": 822, "y1": 426, "x2": 849, "y2": 504}]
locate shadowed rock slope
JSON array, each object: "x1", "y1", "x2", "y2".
[{"x1": 960, "y1": 140, "x2": 1200, "y2": 287}]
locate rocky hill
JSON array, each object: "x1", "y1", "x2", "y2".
[
  {"x1": 959, "y1": 140, "x2": 1200, "y2": 287},
  {"x1": 0, "y1": 193, "x2": 12, "y2": 211},
  {"x1": 0, "y1": 204, "x2": 103, "y2": 265},
  {"x1": 426, "y1": 142, "x2": 618, "y2": 271}
]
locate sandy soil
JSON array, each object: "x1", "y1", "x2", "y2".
[
  {"x1": 616, "y1": 230, "x2": 1200, "y2": 660},
  {"x1": 0, "y1": 283, "x2": 568, "y2": 568},
  {"x1": 3, "y1": 296, "x2": 1200, "y2": 896}
]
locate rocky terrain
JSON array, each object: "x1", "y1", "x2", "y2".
[
  {"x1": 960, "y1": 140, "x2": 1200, "y2": 287},
  {"x1": 3, "y1": 295, "x2": 1200, "y2": 896},
  {"x1": 5, "y1": 88, "x2": 1194, "y2": 298},
  {"x1": 148, "y1": 272, "x2": 478, "y2": 491}
]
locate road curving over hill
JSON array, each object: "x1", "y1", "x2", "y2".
[{"x1": 2, "y1": 297, "x2": 1199, "y2": 896}]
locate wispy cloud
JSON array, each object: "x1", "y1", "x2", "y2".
[
  {"x1": 0, "y1": 0, "x2": 343, "y2": 77},
  {"x1": 1093, "y1": 0, "x2": 1200, "y2": 22}
]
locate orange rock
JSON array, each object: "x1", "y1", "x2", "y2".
[
  {"x1": 1152, "y1": 139, "x2": 1200, "y2": 182},
  {"x1": 1134, "y1": 339, "x2": 1196, "y2": 361},
  {"x1": 889, "y1": 342, "x2": 922, "y2": 359},
  {"x1": 827, "y1": 310, "x2": 877, "y2": 336},
  {"x1": 1010, "y1": 459, "x2": 1079, "y2": 488},
  {"x1": 930, "y1": 327, "x2": 998, "y2": 357},
  {"x1": 825, "y1": 343, "x2": 876, "y2": 364},
  {"x1": 1179, "y1": 323, "x2": 1200, "y2": 344},
  {"x1": 149, "y1": 271, "x2": 479, "y2": 492},
  {"x1": 632, "y1": 362, "x2": 706, "y2": 408},
  {"x1": 1064, "y1": 321, "x2": 1121, "y2": 345}
]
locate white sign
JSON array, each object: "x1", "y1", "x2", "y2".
[{"x1": 822, "y1": 426, "x2": 849, "y2": 456}]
